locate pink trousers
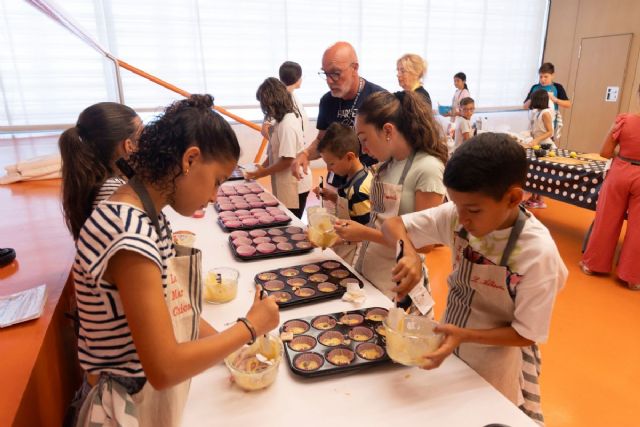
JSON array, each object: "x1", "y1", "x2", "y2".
[{"x1": 583, "y1": 158, "x2": 640, "y2": 284}]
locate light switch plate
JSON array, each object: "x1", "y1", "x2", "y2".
[{"x1": 605, "y1": 86, "x2": 619, "y2": 102}]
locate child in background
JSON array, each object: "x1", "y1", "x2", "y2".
[
  {"x1": 382, "y1": 133, "x2": 567, "y2": 425},
  {"x1": 262, "y1": 61, "x2": 309, "y2": 141},
  {"x1": 450, "y1": 72, "x2": 470, "y2": 121},
  {"x1": 454, "y1": 97, "x2": 475, "y2": 149},
  {"x1": 249, "y1": 77, "x2": 312, "y2": 218},
  {"x1": 524, "y1": 89, "x2": 555, "y2": 209},
  {"x1": 528, "y1": 89, "x2": 555, "y2": 148},
  {"x1": 313, "y1": 123, "x2": 372, "y2": 264},
  {"x1": 523, "y1": 62, "x2": 571, "y2": 141}
]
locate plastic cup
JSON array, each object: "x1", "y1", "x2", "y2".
[
  {"x1": 204, "y1": 267, "x2": 239, "y2": 304},
  {"x1": 307, "y1": 212, "x2": 338, "y2": 249}
]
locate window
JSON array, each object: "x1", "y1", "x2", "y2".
[{"x1": 0, "y1": 0, "x2": 548, "y2": 127}]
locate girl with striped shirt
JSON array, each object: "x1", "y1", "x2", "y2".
[{"x1": 68, "y1": 95, "x2": 279, "y2": 426}]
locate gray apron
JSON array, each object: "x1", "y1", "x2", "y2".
[
  {"x1": 445, "y1": 208, "x2": 544, "y2": 425},
  {"x1": 353, "y1": 152, "x2": 431, "y2": 311},
  {"x1": 75, "y1": 177, "x2": 202, "y2": 427}
]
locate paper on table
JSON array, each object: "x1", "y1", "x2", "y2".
[{"x1": 0, "y1": 284, "x2": 47, "y2": 328}]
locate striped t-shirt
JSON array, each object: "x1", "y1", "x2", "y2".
[
  {"x1": 338, "y1": 168, "x2": 372, "y2": 225},
  {"x1": 74, "y1": 201, "x2": 174, "y2": 377},
  {"x1": 93, "y1": 176, "x2": 126, "y2": 209}
]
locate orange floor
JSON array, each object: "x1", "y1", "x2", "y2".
[{"x1": 272, "y1": 169, "x2": 640, "y2": 427}]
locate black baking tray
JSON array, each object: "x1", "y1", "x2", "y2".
[
  {"x1": 280, "y1": 307, "x2": 391, "y2": 377},
  {"x1": 228, "y1": 226, "x2": 314, "y2": 261},
  {"x1": 254, "y1": 260, "x2": 360, "y2": 308}
]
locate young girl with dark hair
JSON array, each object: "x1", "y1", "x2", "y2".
[
  {"x1": 334, "y1": 90, "x2": 447, "y2": 301},
  {"x1": 69, "y1": 94, "x2": 279, "y2": 426},
  {"x1": 450, "y1": 72, "x2": 470, "y2": 119},
  {"x1": 525, "y1": 89, "x2": 555, "y2": 209},
  {"x1": 247, "y1": 77, "x2": 312, "y2": 218},
  {"x1": 59, "y1": 102, "x2": 142, "y2": 240}
]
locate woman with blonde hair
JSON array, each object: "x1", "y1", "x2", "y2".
[{"x1": 396, "y1": 53, "x2": 431, "y2": 106}]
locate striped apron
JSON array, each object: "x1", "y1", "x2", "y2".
[
  {"x1": 445, "y1": 208, "x2": 544, "y2": 425},
  {"x1": 75, "y1": 176, "x2": 202, "y2": 427}
]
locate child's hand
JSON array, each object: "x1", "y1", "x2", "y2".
[
  {"x1": 391, "y1": 251, "x2": 423, "y2": 300},
  {"x1": 244, "y1": 164, "x2": 265, "y2": 180},
  {"x1": 420, "y1": 324, "x2": 465, "y2": 370},
  {"x1": 245, "y1": 285, "x2": 280, "y2": 336},
  {"x1": 334, "y1": 219, "x2": 365, "y2": 243},
  {"x1": 313, "y1": 186, "x2": 337, "y2": 202}
]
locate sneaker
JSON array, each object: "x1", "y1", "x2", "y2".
[
  {"x1": 627, "y1": 282, "x2": 640, "y2": 291},
  {"x1": 579, "y1": 261, "x2": 594, "y2": 276}
]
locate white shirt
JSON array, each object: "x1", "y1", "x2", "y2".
[
  {"x1": 454, "y1": 116, "x2": 473, "y2": 148},
  {"x1": 401, "y1": 202, "x2": 567, "y2": 343},
  {"x1": 269, "y1": 112, "x2": 312, "y2": 200}
]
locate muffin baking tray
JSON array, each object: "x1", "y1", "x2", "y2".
[
  {"x1": 280, "y1": 307, "x2": 391, "y2": 377},
  {"x1": 228, "y1": 226, "x2": 314, "y2": 261},
  {"x1": 215, "y1": 183, "x2": 280, "y2": 212},
  {"x1": 217, "y1": 207, "x2": 291, "y2": 232},
  {"x1": 254, "y1": 260, "x2": 361, "y2": 308}
]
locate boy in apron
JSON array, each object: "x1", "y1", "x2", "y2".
[
  {"x1": 382, "y1": 133, "x2": 568, "y2": 426},
  {"x1": 313, "y1": 123, "x2": 373, "y2": 264}
]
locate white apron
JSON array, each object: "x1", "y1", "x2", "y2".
[
  {"x1": 353, "y1": 152, "x2": 430, "y2": 305},
  {"x1": 445, "y1": 208, "x2": 544, "y2": 425},
  {"x1": 76, "y1": 177, "x2": 202, "y2": 427},
  {"x1": 331, "y1": 168, "x2": 368, "y2": 265}
]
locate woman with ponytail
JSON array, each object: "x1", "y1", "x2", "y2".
[
  {"x1": 59, "y1": 102, "x2": 142, "y2": 240},
  {"x1": 333, "y1": 90, "x2": 447, "y2": 303},
  {"x1": 69, "y1": 94, "x2": 279, "y2": 427}
]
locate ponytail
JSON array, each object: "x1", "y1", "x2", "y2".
[
  {"x1": 59, "y1": 127, "x2": 110, "y2": 239},
  {"x1": 358, "y1": 91, "x2": 448, "y2": 166},
  {"x1": 59, "y1": 102, "x2": 139, "y2": 239}
]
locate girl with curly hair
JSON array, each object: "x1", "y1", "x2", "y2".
[{"x1": 68, "y1": 94, "x2": 279, "y2": 426}]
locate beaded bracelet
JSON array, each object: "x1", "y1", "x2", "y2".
[{"x1": 236, "y1": 317, "x2": 257, "y2": 345}]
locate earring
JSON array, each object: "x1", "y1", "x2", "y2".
[
  {"x1": 184, "y1": 169, "x2": 190, "y2": 176},
  {"x1": 386, "y1": 137, "x2": 391, "y2": 144}
]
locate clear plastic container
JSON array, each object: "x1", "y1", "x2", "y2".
[
  {"x1": 224, "y1": 334, "x2": 284, "y2": 391},
  {"x1": 172, "y1": 230, "x2": 196, "y2": 247},
  {"x1": 307, "y1": 212, "x2": 338, "y2": 250},
  {"x1": 205, "y1": 267, "x2": 239, "y2": 304},
  {"x1": 383, "y1": 309, "x2": 443, "y2": 366}
]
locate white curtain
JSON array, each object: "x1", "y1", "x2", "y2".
[{"x1": 0, "y1": 0, "x2": 548, "y2": 127}]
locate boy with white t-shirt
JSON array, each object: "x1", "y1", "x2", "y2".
[
  {"x1": 382, "y1": 133, "x2": 567, "y2": 425},
  {"x1": 453, "y1": 97, "x2": 475, "y2": 149}
]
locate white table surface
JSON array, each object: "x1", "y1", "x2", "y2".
[{"x1": 164, "y1": 182, "x2": 537, "y2": 427}]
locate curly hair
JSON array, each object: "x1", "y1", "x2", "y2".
[
  {"x1": 129, "y1": 94, "x2": 240, "y2": 197},
  {"x1": 256, "y1": 77, "x2": 296, "y2": 122}
]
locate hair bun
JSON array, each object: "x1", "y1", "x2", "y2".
[{"x1": 186, "y1": 94, "x2": 214, "y2": 109}]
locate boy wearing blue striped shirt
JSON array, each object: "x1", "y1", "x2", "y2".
[{"x1": 313, "y1": 122, "x2": 372, "y2": 225}]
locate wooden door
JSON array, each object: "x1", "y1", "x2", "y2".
[{"x1": 567, "y1": 34, "x2": 632, "y2": 153}]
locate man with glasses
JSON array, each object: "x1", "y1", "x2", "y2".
[{"x1": 291, "y1": 41, "x2": 385, "y2": 187}]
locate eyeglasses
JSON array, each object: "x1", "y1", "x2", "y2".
[{"x1": 318, "y1": 63, "x2": 354, "y2": 82}]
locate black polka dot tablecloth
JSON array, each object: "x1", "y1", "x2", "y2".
[{"x1": 525, "y1": 149, "x2": 608, "y2": 211}]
